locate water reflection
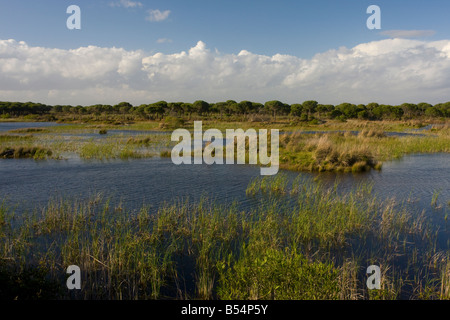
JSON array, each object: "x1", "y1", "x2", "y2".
[{"x1": 0, "y1": 121, "x2": 62, "y2": 132}]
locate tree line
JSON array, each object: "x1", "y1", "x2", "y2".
[{"x1": 0, "y1": 100, "x2": 449, "y2": 121}]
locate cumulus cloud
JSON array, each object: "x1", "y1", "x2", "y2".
[
  {"x1": 381, "y1": 29, "x2": 436, "y2": 39},
  {"x1": 1, "y1": 38, "x2": 450, "y2": 105},
  {"x1": 146, "y1": 9, "x2": 171, "y2": 22}
]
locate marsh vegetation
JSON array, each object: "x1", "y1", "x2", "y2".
[
  {"x1": 0, "y1": 119, "x2": 448, "y2": 172},
  {"x1": 0, "y1": 176, "x2": 448, "y2": 300},
  {"x1": 0, "y1": 113, "x2": 449, "y2": 300}
]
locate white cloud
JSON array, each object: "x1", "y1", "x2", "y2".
[
  {"x1": 1, "y1": 38, "x2": 450, "y2": 105},
  {"x1": 110, "y1": 0, "x2": 143, "y2": 8},
  {"x1": 381, "y1": 30, "x2": 436, "y2": 39},
  {"x1": 146, "y1": 9, "x2": 171, "y2": 22},
  {"x1": 157, "y1": 38, "x2": 173, "y2": 44}
]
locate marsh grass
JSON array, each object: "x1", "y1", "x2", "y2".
[
  {"x1": 1, "y1": 120, "x2": 449, "y2": 299},
  {"x1": 358, "y1": 129, "x2": 386, "y2": 138},
  {"x1": 279, "y1": 133, "x2": 380, "y2": 172},
  {"x1": 79, "y1": 142, "x2": 115, "y2": 160},
  {"x1": 0, "y1": 134, "x2": 34, "y2": 142},
  {"x1": 246, "y1": 173, "x2": 289, "y2": 196},
  {"x1": 243, "y1": 174, "x2": 445, "y2": 299},
  {"x1": 279, "y1": 127, "x2": 449, "y2": 172},
  {"x1": 0, "y1": 146, "x2": 52, "y2": 159},
  {"x1": 1, "y1": 122, "x2": 448, "y2": 173},
  {"x1": 0, "y1": 131, "x2": 56, "y2": 159},
  {"x1": 76, "y1": 138, "x2": 156, "y2": 160},
  {"x1": 7, "y1": 127, "x2": 48, "y2": 133},
  {"x1": 0, "y1": 124, "x2": 165, "y2": 160},
  {"x1": 440, "y1": 258, "x2": 450, "y2": 299},
  {"x1": 160, "y1": 150, "x2": 171, "y2": 158},
  {"x1": 127, "y1": 137, "x2": 152, "y2": 145},
  {"x1": 159, "y1": 117, "x2": 186, "y2": 130},
  {"x1": 305, "y1": 119, "x2": 448, "y2": 133},
  {"x1": 216, "y1": 245, "x2": 341, "y2": 300},
  {"x1": 431, "y1": 190, "x2": 441, "y2": 209},
  {"x1": 0, "y1": 175, "x2": 445, "y2": 300}
]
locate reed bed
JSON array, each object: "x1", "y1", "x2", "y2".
[
  {"x1": 0, "y1": 134, "x2": 34, "y2": 142},
  {"x1": 0, "y1": 176, "x2": 448, "y2": 300}
]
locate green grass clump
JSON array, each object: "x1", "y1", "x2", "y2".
[
  {"x1": 309, "y1": 135, "x2": 378, "y2": 172},
  {"x1": 217, "y1": 246, "x2": 340, "y2": 300},
  {"x1": 119, "y1": 147, "x2": 146, "y2": 159},
  {"x1": 246, "y1": 173, "x2": 289, "y2": 196},
  {"x1": 279, "y1": 133, "x2": 381, "y2": 172},
  {"x1": 0, "y1": 146, "x2": 52, "y2": 159},
  {"x1": 79, "y1": 142, "x2": 115, "y2": 160},
  {"x1": 79, "y1": 140, "x2": 148, "y2": 160}
]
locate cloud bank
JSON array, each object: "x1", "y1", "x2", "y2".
[{"x1": 1, "y1": 38, "x2": 450, "y2": 105}]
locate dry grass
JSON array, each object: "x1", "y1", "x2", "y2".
[
  {"x1": 280, "y1": 133, "x2": 380, "y2": 172},
  {"x1": 279, "y1": 122, "x2": 449, "y2": 173}
]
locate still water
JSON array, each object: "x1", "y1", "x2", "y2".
[
  {"x1": 0, "y1": 121, "x2": 62, "y2": 132},
  {"x1": 1, "y1": 122, "x2": 449, "y2": 224}
]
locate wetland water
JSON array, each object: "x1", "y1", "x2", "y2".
[
  {"x1": 1, "y1": 121, "x2": 450, "y2": 299},
  {"x1": 0, "y1": 121, "x2": 62, "y2": 132},
  {"x1": 1, "y1": 122, "x2": 449, "y2": 242}
]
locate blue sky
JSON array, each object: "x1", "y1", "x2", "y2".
[
  {"x1": 1, "y1": 0, "x2": 450, "y2": 105},
  {"x1": 1, "y1": 0, "x2": 449, "y2": 57}
]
